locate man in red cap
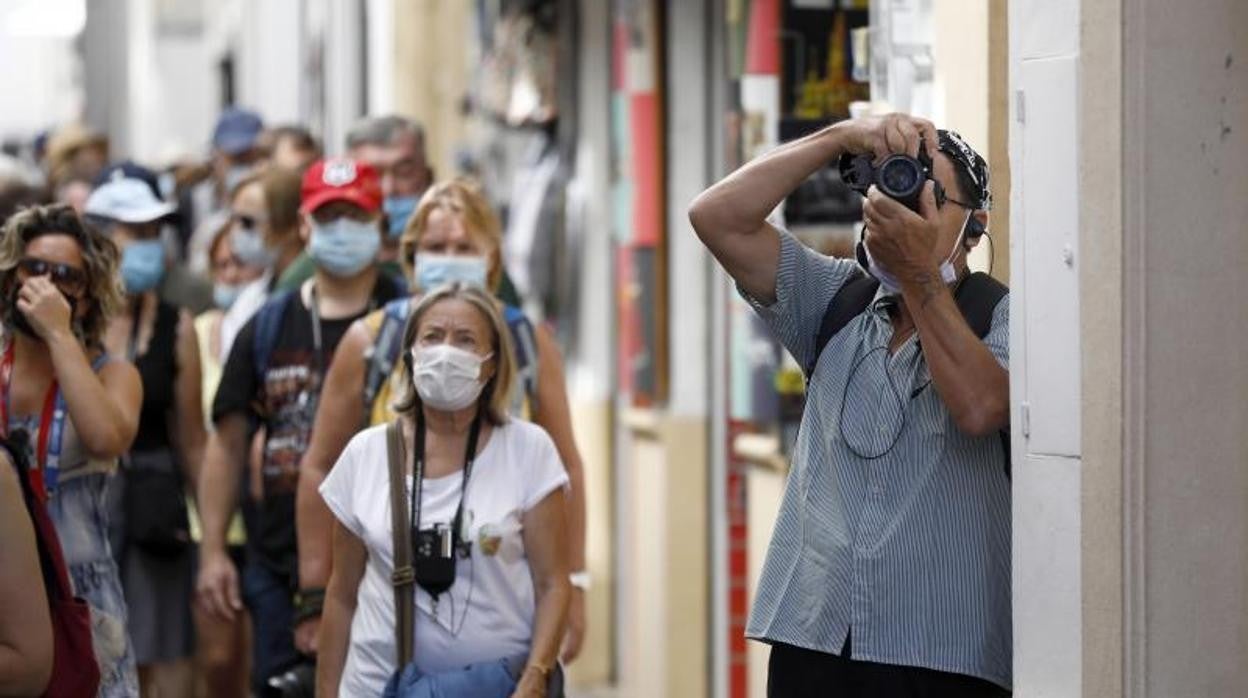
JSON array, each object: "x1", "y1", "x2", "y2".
[{"x1": 195, "y1": 158, "x2": 405, "y2": 694}]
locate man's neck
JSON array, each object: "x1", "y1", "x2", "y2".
[{"x1": 308, "y1": 265, "x2": 379, "y2": 319}]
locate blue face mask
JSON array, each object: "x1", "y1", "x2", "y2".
[
  {"x1": 120, "y1": 239, "x2": 166, "y2": 293},
  {"x1": 383, "y1": 195, "x2": 420, "y2": 240},
  {"x1": 415, "y1": 253, "x2": 489, "y2": 291},
  {"x1": 231, "y1": 224, "x2": 276, "y2": 268},
  {"x1": 309, "y1": 217, "x2": 380, "y2": 278},
  {"x1": 212, "y1": 282, "x2": 245, "y2": 309}
]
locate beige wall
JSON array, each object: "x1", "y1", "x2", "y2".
[
  {"x1": 932, "y1": 0, "x2": 1010, "y2": 280},
  {"x1": 1121, "y1": 0, "x2": 1248, "y2": 694},
  {"x1": 565, "y1": 400, "x2": 615, "y2": 687},
  {"x1": 1079, "y1": 0, "x2": 1123, "y2": 695},
  {"x1": 391, "y1": 0, "x2": 472, "y2": 178},
  {"x1": 616, "y1": 416, "x2": 710, "y2": 698}
]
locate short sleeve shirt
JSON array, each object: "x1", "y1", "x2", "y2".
[{"x1": 319, "y1": 420, "x2": 569, "y2": 695}]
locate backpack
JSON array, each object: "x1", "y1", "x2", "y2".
[
  {"x1": 807, "y1": 270, "x2": 1011, "y2": 477},
  {"x1": 252, "y1": 273, "x2": 409, "y2": 386},
  {"x1": 363, "y1": 298, "x2": 541, "y2": 424},
  {"x1": 251, "y1": 289, "x2": 298, "y2": 385}
]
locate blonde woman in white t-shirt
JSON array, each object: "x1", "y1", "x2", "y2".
[{"x1": 317, "y1": 283, "x2": 570, "y2": 698}]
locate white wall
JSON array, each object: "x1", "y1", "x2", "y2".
[{"x1": 1008, "y1": 0, "x2": 1084, "y2": 695}]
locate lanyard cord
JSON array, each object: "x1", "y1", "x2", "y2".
[{"x1": 409, "y1": 405, "x2": 484, "y2": 556}]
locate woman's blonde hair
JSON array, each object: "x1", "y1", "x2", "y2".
[
  {"x1": 393, "y1": 283, "x2": 515, "y2": 426},
  {"x1": 0, "y1": 204, "x2": 124, "y2": 348},
  {"x1": 399, "y1": 179, "x2": 504, "y2": 292}
]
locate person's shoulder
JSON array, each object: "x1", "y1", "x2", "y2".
[
  {"x1": 350, "y1": 421, "x2": 391, "y2": 445},
  {"x1": 496, "y1": 419, "x2": 556, "y2": 453}
]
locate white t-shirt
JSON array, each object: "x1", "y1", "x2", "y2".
[{"x1": 319, "y1": 419, "x2": 569, "y2": 696}]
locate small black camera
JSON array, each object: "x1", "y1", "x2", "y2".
[
  {"x1": 413, "y1": 523, "x2": 459, "y2": 597},
  {"x1": 837, "y1": 148, "x2": 946, "y2": 212}
]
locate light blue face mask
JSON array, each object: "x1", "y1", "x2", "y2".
[
  {"x1": 120, "y1": 239, "x2": 166, "y2": 294},
  {"x1": 231, "y1": 224, "x2": 276, "y2": 268},
  {"x1": 414, "y1": 253, "x2": 489, "y2": 291},
  {"x1": 213, "y1": 282, "x2": 245, "y2": 309},
  {"x1": 383, "y1": 195, "x2": 420, "y2": 240},
  {"x1": 309, "y1": 217, "x2": 381, "y2": 278}
]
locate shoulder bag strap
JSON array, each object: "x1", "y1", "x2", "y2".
[{"x1": 386, "y1": 420, "x2": 416, "y2": 667}]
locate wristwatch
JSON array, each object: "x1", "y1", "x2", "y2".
[{"x1": 569, "y1": 570, "x2": 592, "y2": 591}]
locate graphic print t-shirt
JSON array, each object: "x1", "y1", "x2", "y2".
[{"x1": 213, "y1": 275, "x2": 403, "y2": 575}]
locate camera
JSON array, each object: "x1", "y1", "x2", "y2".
[
  {"x1": 413, "y1": 522, "x2": 459, "y2": 597},
  {"x1": 837, "y1": 148, "x2": 946, "y2": 212},
  {"x1": 265, "y1": 660, "x2": 315, "y2": 698}
]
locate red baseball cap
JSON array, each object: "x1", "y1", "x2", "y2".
[{"x1": 300, "y1": 158, "x2": 383, "y2": 214}]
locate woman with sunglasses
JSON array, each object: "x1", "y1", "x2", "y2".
[
  {"x1": 0, "y1": 203, "x2": 143, "y2": 697},
  {"x1": 85, "y1": 174, "x2": 209, "y2": 696}
]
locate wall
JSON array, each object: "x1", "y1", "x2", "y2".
[
  {"x1": 1123, "y1": 1, "x2": 1248, "y2": 694},
  {"x1": 1009, "y1": 0, "x2": 1084, "y2": 694}
]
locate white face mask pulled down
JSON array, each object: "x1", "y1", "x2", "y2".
[
  {"x1": 411, "y1": 344, "x2": 493, "y2": 411},
  {"x1": 863, "y1": 210, "x2": 973, "y2": 296}
]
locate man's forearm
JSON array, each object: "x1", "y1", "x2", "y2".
[
  {"x1": 902, "y1": 275, "x2": 1009, "y2": 436},
  {"x1": 295, "y1": 469, "x2": 333, "y2": 590},
  {"x1": 199, "y1": 424, "x2": 245, "y2": 554},
  {"x1": 689, "y1": 123, "x2": 849, "y2": 236}
]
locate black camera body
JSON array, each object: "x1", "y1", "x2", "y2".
[
  {"x1": 838, "y1": 150, "x2": 946, "y2": 212},
  {"x1": 413, "y1": 523, "x2": 458, "y2": 597}
]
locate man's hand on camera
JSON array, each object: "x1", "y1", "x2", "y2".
[
  {"x1": 862, "y1": 181, "x2": 942, "y2": 289},
  {"x1": 838, "y1": 113, "x2": 939, "y2": 161}
]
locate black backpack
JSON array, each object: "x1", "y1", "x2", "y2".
[{"x1": 806, "y1": 270, "x2": 1012, "y2": 477}]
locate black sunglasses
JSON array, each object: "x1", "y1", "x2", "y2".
[
  {"x1": 231, "y1": 213, "x2": 266, "y2": 230},
  {"x1": 18, "y1": 258, "x2": 88, "y2": 295}
]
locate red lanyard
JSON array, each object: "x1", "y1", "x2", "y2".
[{"x1": 0, "y1": 342, "x2": 64, "y2": 503}]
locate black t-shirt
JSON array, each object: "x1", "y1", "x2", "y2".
[{"x1": 212, "y1": 274, "x2": 403, "y2": 576}]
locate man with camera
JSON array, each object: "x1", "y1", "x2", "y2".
[{"x1": 690, "y1": 114, "x2": 1011, "y2": 696}]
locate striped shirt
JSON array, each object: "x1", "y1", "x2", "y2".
[{"x1": 742, "y1": 231, "x2": 1012, "y2": 689}]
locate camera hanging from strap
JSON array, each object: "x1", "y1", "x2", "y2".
[{"x1": 409, "y1": 405, "x2": 482, "y2": 604}]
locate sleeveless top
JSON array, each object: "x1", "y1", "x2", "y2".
[{"x1": 132, "y1": 301, "x2": 179, "y2": 453}]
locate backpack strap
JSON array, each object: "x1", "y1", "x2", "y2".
[
  {"x1": 807, "y1": 270, "x2": 879, "y2": 378},
  {"x1": 385, "y1": 420, "x2": 415, "y2": 668},
  {"x1": 951, "y1": 271, "x2": 1008, "y2": 338},
  {"x1": 363, "y1": 298, "x2": 412, "y2": 420},
  {"x1": 251, "y1": 289, "x2": 296, "y2": 385},
  {"x1": 503, "y1": 305, "x2": 540, "y2": 412},
  {"x1": 809, "y1": 269, "x2": 1011, "y2": 476}
]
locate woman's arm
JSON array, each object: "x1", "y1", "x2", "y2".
[
  {"x1": 513, "y1": 488, "x2": 570, "y2": 697},
  {"x1": 295, "y1": 322, "x2": 371, "y2": 628},
  {"x1": 174, "y1": 311, "x2": 207, "y2": 489},
  {"x1": 0, "y1": 454, "x2": 53, "y2": 696},
  {"x1": 17, "y1": 275, "x2": 142, "y2": 458},
  {"x1": 316, "y1": 521, "x2": 367, "y2": 698},
  {"x1": 530, "y1": 324, "x2": 588, "y2": 662}
]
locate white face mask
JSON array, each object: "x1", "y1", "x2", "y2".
[
  {"x1": 411, "y1": 344, "x2": 493, "y2": 411},
  {"x1": 863, "y1": 210, "x2": 971, "y2": 295}
]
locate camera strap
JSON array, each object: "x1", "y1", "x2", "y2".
[{"x1": 409, "y1": 406, "x2": 483, "y2": 592}]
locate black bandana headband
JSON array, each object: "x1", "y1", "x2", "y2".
[{"x1": 936, "y1": 129, "x2": 992, "y2": 211}]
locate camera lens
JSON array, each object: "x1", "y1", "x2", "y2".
[{"x1": 879, "y1": 156, "x2": 921, "y2": 196}]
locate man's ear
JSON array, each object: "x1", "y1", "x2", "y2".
[{"x1": 964, "y1": 211, "x2": 989, "y2": 251}]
